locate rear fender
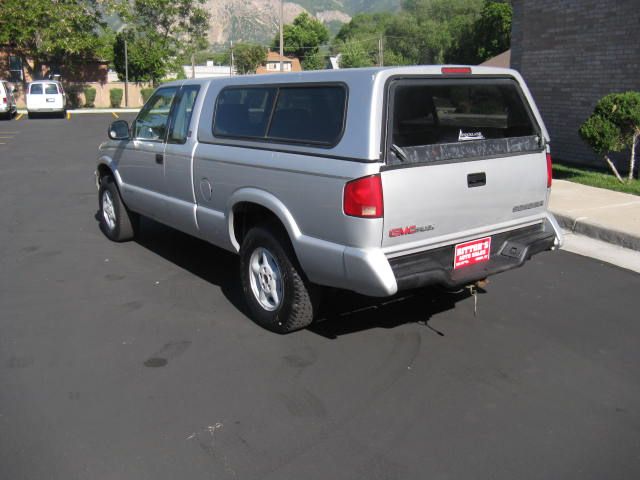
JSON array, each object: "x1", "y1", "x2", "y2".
[{"x1": 226, "y1": 188, "x2": 301, "y2": 252}]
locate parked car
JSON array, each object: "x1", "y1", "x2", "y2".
[
  {"x1": 26, "y1": 80, "x2": 66, "y2": 118},
  {"x1": 96, "y1": 66, "x2": 563, "y2": 333},
  {"x1": 0, "y1": 80, "x2": 17, "y2": 119}
]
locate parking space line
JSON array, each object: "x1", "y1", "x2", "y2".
[
  {"x1": 112, "y1": 112, "x2": 119, "y2": 119},
  {"x1": 15, "y1": 113, "x2": 24, "y2": 121},
  {"x1": 67, "y1": 111, "x2": 71, "y2": 120}
]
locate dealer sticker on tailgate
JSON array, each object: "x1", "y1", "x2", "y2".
[{"x1": 454, "y1": 237, "x2": 492, "y2": 270}]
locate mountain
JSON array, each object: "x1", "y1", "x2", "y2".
[{"x1": 204, "y1": 0, "x2": 400, "y2": 46}]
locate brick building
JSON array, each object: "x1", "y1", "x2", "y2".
[{"x1": 510, "y1": 0, "x2": 640, "y2": 168}]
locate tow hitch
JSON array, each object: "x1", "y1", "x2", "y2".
[{"x1": 465, "y1": 278, "x2": 488, "y2": 316}]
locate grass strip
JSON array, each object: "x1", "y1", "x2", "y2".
[{"x1": 553, "y1": 163, "x2": 640, "y2": 196}]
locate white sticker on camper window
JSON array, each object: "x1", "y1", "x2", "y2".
[{"x1": 458, "y1": 130, "x2": 485, "y2": 141}]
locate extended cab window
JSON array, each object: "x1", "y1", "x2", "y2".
[
  {"x1": 268, "y1": 86, "x2": 346, "y2": 145},
  {"x1": 389, "y1": 78, "x2": 540, "y2": 165},
  {"x1": 134, "y1": 87, "x2": 178, "y2": 141},
  {"x1": 213, "y1": 87, "x2": 276, "y2": 138},
  {"x1": 213, "y1": 84, "x2": 347, "y2": 146}
]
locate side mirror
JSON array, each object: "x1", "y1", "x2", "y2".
[{"x1": 108, "y1": 120, "x2": 129, "y2": 140}]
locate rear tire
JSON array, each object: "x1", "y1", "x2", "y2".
[
  {"x1": 239, "y1": 225, "x2": 320, "y2": 333},
  {"x1": 98, "y1": 175, "x2": 137, "y2": 242}
]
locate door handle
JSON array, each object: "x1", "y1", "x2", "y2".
[
  {"x1": 155, "y1": 153, "x2": 164, "y2": 164},
  {"x1": 467, "y1": 172, "x2": 486, "y2": 188}
]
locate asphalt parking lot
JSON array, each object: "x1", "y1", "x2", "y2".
[{"x1": 1, "y1": 113, "x2": 640, "y2": 480}]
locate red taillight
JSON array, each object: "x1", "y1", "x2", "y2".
[
  {"x1": 2, "y1": 97, "x2": 6, "y2": 104},
  {"x1": 343, "y1": 174, "x2": 384, "y2": 218},
  {"x1": 441, "y1": 67, "x2": 472, "y2": 75},
  {"x1": 546, "y1": 152, "x2": 553, "y2": 188}
]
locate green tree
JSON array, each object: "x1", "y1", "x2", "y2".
[
  {"x1": 302, "y1": 51, "x2": 326, "y2": 71},
  {"x1": 233, "y1": 44, "x2": 267, "y2": 75},
  {"x1": 333, "y1": 13, "x2": 393, "y2": 66},
  {"x1": 474, "y1": 1, "x2": 512, "y2": 62},
  {"x1": 337, "y1": 41, "x2": 374, "y2": 68},
  {"x1": 0, "y1": 0, "x2": 109, "y2": 79},
  {"x1": 114, "y1": 31, "x2": 168, "y2": 83},
  {"x1": 273, "y1": 13, "x2": 329, "y2": 64},
  {"x1": 580, "y1": 92, "x2": 640, "y2": 182},
  {"x1": 113, "y1": 0, "x2": 210, "y2": 84}
]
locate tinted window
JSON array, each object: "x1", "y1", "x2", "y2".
[
  {"x1": 168, "y1": 85, "x2": 200, "y2": 143},
  {"x1": 392, "y1": 80, "x2": 536, "y2": 148},
  {"x1": 30, "y1": 84, "x2": 43, "y2": 95},
  {"x1": 214, "y1": 88, "x2": 276, "y2": 138},
  {"x1": 268, "y1": 86, "x2": 346, "y2": 145},
  {"x1": 134, "y1": 87, "x2": 178, "y2": 141},
  {"x1": 45, "y1": 84, "x2": 59, "y2": 95}
]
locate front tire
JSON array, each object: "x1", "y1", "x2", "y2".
[
  {"x1": 239, "y1": 226, "x2": 319, "y2": 333},
  {"x1": 98, "y1": 175, "x2": 137, "y2": 242}
]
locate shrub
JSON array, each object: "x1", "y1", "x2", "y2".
[
  {"x1": 66, "y1": 88, "x2": 81, "y2": 109},
  {"x1": 110, "y1": 88, "x2": 123, "y2": 108},
  {"x1": 83, "y1": 87, "x2": 96, "y2": 108},
  {"x1": 140, "y1": 88, "x2": 155, "y2": 104},
  {"x1": 579, "y1": 91, "x2": 640, "y2": 182}
]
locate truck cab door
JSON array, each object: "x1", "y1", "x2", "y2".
[
  {"x1": 117, "y1": 86, "x2": 178, "y2": 221},
  {"x1": 163, "y1": 84, "x2": 202, "y2": 236}
]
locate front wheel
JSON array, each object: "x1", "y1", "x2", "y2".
[
  {"x1": 239, "y1": 226, "x2": 319, "y2": 333},
  {"x1": 98, "y1": 176, "x2": 137, "y2": 242}
]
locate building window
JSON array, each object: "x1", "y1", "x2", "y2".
[
  {"x1": 266, "y1": 61, "x2": 291, "y2": 72},
  {"x1": 9, "y1": 56, "x2": 23, "y2": 82}
]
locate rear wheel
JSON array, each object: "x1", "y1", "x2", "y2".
[
  {"x1": 98, "y1": 175, "x2": 137, "y2": 242},
  {"x1": 239, "y1": 225, "x2": 319, "y2": 333}
]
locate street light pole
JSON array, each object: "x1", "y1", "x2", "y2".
[
  {"x1": 124, "y1": 36, "x2": 129, "y2": 107},
  {"x1": 279, "y1": 0, "x2": 284, "y2": 72}
]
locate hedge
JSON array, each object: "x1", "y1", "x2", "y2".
[
  {"x1": 110, "y1": 88, "x2": 123, "y2": 108},
  {"x1": 141, "y1": 88, "x2": 155, "y2": 104},
  {"x1": 84, "y1": 87, "x2": 96, "y2": 108}
]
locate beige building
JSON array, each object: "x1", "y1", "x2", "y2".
[{"x1": 256, "y1": 52, "x2": 302, "y2": 74}]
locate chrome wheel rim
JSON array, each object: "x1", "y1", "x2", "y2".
[
  {"x1": 249, "y1": 247, "x2": 283, "y2": 311},
  {"x1": 102, "y1": 190, "x2": 116, "y2": 231}
]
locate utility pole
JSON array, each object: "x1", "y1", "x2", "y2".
[
  {"x1": 279, "y1": 0, "x2": 284, "y2": 72},
  {"x1": 191, "y1": 52, "x2": 195, "y2": 79},
  {"x1": 124, "y1": 36, "x2": 129, "y2": 107},
  {"x1": 378, "y1": 36, "x2": 384, "y2": 67},
  {"x1": 230, "y1": 40, "x2": 234, "y2": 76}
]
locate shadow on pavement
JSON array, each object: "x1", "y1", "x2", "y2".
[
  {"x1": 310, "y1": 287, "x2": 473, "y2": 339},
  {"x1": 132, "y1": 216, "x2": 249, "y2": 317},
  {"x1": 98, "y1": 213, "x2": 474, "y2": 336}
]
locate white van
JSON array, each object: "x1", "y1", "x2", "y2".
[
  {"x1": 26, "y1": 80, "x2": 67, "y2": 118},
  {"x1": 0, "y1": 80, "x2": 17, "y2": 120}
]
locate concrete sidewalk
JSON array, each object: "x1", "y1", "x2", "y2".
[{"x1": 550, "y1": 179, "x2": 640, "y2": 251}]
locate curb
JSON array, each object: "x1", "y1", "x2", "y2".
[
  {"x1": 552, "y1": 210, "x2": 640, "y2": 252},
  {"x1": 16, "y1": 108, "x2": 140, "y2": 114}
]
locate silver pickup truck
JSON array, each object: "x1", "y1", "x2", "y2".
[{"x1": 96, "y1": 66, "x2": 562, "y2": 333}]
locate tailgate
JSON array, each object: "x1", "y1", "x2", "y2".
[{"x1": 381, "y1": 76, "x2": 549, "y2": 249}]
